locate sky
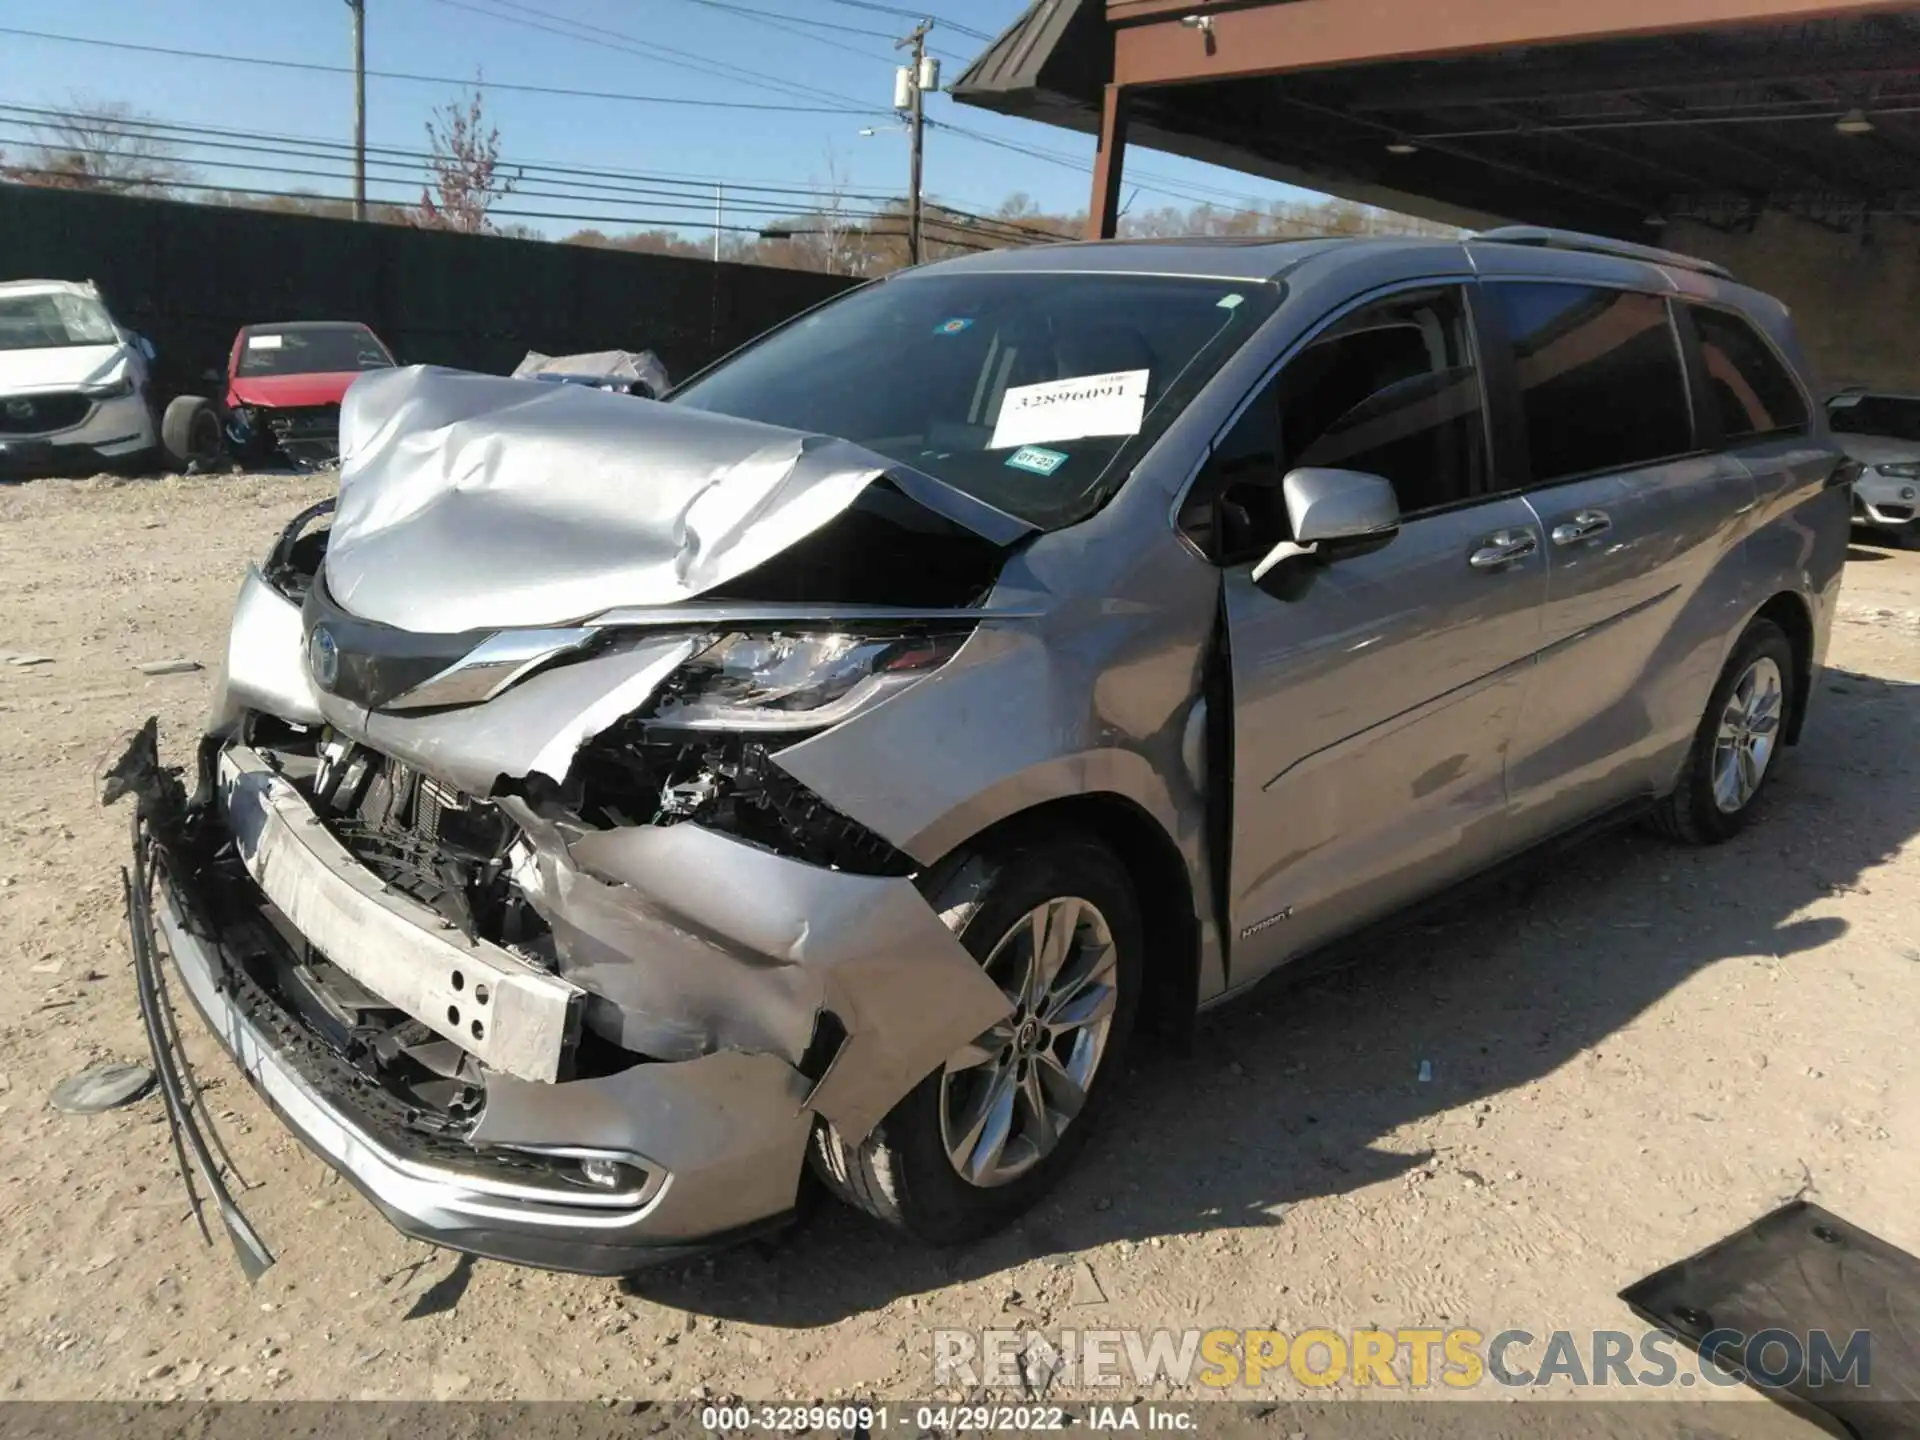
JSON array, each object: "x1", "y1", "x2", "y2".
[{"x1": 0, "y1": 0, "x2": 1323, "y2": 240}]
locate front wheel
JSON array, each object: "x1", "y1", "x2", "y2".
[
  {"x1": 810, "y1": 833, "x2": 1142, "y2": 1245},
  {"x1": 160, "y1": 395, "x2": 225, "y2": 471},
  {"x1": 1651, "y1": 618, "x2": 1796, "y2": 844}
]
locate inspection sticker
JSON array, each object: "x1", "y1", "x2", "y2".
[
  {"x1": 933, "y1": 317, "x2": 974, "y2": 335},
  {"x1": 246, "y1": 334, "x2": 285, "y2": 350},
  {"x1": 989, "y1": 368, "x2": 1149, "y2": 450},
  {"x1": 1005, "y1": 445, "x2": 1069, "y2": 476}
]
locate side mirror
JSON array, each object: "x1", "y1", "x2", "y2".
[{"x1": 1251, "y1": 468, "x2": 1400, "y2": 583}]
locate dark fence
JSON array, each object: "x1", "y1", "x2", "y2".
[{"x1": 0, "y1": 184, "x2": 858, "y2": 400}]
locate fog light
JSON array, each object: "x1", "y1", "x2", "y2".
[
  {"x1": 1902, "y1": 487, "x2": 1916, "y2": 501},
  {"x1": 579, "y1": 1157, "x2": 626, "y2": 1190}
]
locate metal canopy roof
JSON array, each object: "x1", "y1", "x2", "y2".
[{"x1": 953, "y1": 1, "x2": 1920, "y2": 239}]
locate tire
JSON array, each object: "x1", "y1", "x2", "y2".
[
  {"x1": 810, "y1": 832, "x2": 1143, "y2": 1245},
  {"x1": 1650, "y1": 618, "x2": 1796, "y2": 845},
  {"x1": 160, "y1": 395, "x2": 224, "y2": 470}
]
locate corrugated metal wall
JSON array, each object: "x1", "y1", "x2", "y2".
[{"x1": 0, "y1": 184, "x2": 857, "y2": 400}]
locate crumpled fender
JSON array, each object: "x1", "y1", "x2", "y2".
[{"x1": 503, "y1": 809, "x2": 1013, "y2": 1143}]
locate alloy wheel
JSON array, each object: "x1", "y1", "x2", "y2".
[
  {"x1": 939, "y1": 896, "x2": 1119, "y2": 1188},
  {"x1": 1711, "y1": 654, "x2": 1784, "y2": 814}
]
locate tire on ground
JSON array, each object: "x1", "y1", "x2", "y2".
[
  {"x1": 160, "y1": 396, "x2": 223, "y2": 470},
  {"x1": 1650, "y1": 616, "x2": 1797, "y2": 845},
  {"x1": 810, "y1": 831, "x2": 1144, "y2": 1245}
]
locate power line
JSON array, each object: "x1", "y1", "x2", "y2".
[
  {"x1": 0, "y1": 25, "x2": 887, "y2": 114},
  {"x1": 930, "y1": 119, "x2": 1310, "y2": 218},
  {"x1": 0, "y1": 103, "x2": 1072, "y2": 242},
  {"x1": 0, "y1": 124, "x2": 1066, "y2": 240},
  {"x1": 0, "y1": 169, "x2": 942, "y2": 240},
  {"x1": 0, "y1": 102, "x2": 905, "y2": 203},
  {"x1": 665, "y1": 0, "x2": 897, "y2": 40},
  {"x1": 812, "y1": 0, "x2": 994, "y2": 42},
  {"x1": 422, "y1": 0, "x2": 884, "y2": 112},
  {"x1": 648, "y1": 0, "x2": 901, "y2": 63}
]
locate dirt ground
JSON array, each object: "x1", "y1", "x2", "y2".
[{"x1": 2, "y1": 472, "x2": 1917, "y2": 1420}]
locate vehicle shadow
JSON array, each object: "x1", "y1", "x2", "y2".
[{"x1": 622, "y1": 665, "x2": 1920, "y2": 1327}]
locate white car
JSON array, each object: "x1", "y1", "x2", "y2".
[
  {"x1": 1828, "y1": 390, "x2": 1920, "y2": 547},
  {"x1": 0, "y1": 279, "x2": 159, "y2": 477}
]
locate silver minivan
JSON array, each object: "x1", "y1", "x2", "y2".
[{"x1": 115, "y1": 226, "x2": 1850, "y2": 1276}]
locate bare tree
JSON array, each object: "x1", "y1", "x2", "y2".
[
  {"x1": 1, "y1": 100, "x2": 192, "y2": 194},
  {"x1": 416, "y1": 85, "x2": 519, "y2": 233}
]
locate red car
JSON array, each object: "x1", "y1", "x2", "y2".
[{"x1": 162, "y1": 320, "x2": 397, "y2": 471}]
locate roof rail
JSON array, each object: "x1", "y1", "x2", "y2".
[{"x1": 1472, "y1": 225, "x2": 1734, "y2": 282}]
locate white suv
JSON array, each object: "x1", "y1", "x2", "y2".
[
  {"x1": 0, "y1": 278, "x2": 158, "y2": 477},
  {"x1": 1828, "y1": 389, "x2": 1920, "y2": 546}
]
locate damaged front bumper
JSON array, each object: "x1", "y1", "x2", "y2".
[{"x1": 119, "y1": 714, "x2": 1009, "y2": 1275}]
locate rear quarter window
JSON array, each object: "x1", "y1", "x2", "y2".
[{"x1": 1687, "y1": 305, "x2": 1808, "y2": 440}]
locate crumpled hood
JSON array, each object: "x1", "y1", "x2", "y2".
[
  {"x1": 229, "y1": 370, "x2": 361, "y2": 409},
  {"x1": 0, "y1": 342, "x2": 130, "y2": 394},
  {"x1": 325, "y1": 365, "x2": 1023, "y2": 633}
]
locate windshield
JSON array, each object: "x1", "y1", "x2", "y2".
[
  {"x1": 1830, "y1": 394, "x2": 1920, "y2": 443},
  {"x1": 671, "y1": 269, "x2": 1282, "y2": 529},
  {"x1": 238, "y1": 327, "x2": 394, "y2": 377},
  {"x1": 0, "y1": 291, "x2": 118, "y2": 351}
]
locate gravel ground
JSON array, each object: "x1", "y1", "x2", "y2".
[{"x1": 1, "y1": 472, "x2": 1917, "y2": 1425}]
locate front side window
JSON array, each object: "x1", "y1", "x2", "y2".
[
  {"x1": 671, "y1": 269, "x2": 1284, "y2": 530},
  {"x1": 1492, "y1": 283, "x2": 1693, "y2": 484},
  {"x1": 1829, "y1": 394, "x2": 1920, "y2": 442},
  {"x1": 1688, "y1": 305, "x2": 1807, "y2": 440},
  {"x1": 1182, "y1": 287, "x2": 1487, "y2": 563},
  {"x1": 0, "y1": 291, "x2": 118, "y2": 351},
  {"x1": 237, "y1": 326, "x2": 394, "y2": 377}
]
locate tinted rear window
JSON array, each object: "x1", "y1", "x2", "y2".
[
  {"x1": 1689, "y1": 305, "x2": 1807, "y2": 440},
  {"x1": 1829, "y1": 394, "x2": 1920, "y2": 442},
  {"x1": 1493, "y1": 283, "x2": 1693, "y2": 484}
]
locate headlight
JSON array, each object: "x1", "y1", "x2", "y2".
[
  {"x1": 82, "y1": 372, "x2": 135, "y2": 399},
  {"x1": 647, "y1": 630, "x2": 968, "y2": 731},
  {"x1": 1876, "y1": 461, "x2": 1920, "y2": 479}
]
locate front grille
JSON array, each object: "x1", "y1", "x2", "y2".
[
  {"x1": 266, "y1": 404, "x2": 341, "y2": 440},
  {"x1": 0, "y1": 392, "x2": 91, "y2": 435}
]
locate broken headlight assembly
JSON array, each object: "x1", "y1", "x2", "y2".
[
  {"x1": 81, "y1": 361, "x2": 137, "y2": 399},
  {"x1": 648, "y1": 630, "x2": 969, "y2": 732}
]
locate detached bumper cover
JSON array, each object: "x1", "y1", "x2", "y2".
[
  {"x1": 120, "y1": 729, "x2": 821, "y2": 1273},
  {"x1": 142, "y1": 844, "x2": 813, "y2": 1272}
]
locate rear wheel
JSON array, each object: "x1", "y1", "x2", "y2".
[
  {"x1": 810, "y1": 833, "x2": 1142, "y2": 1244},
  {"x1": 160, "y1": 396, "x2": 224, "y2": 471},
  {"x1": 1651, "y1": 618, "x2": 1795, "y2": 844}
]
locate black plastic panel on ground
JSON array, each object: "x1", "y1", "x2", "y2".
[{"x1": 1621, "y1": 1200, "x2": 1920, "y2": 1439}]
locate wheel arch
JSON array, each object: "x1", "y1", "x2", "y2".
[
  {"x1": 1753, "y1": 589, "x2": 1816, "y2": 745},
  {"x1": 931, "y1": 791, "x2": 1201, "y2": 1049}
]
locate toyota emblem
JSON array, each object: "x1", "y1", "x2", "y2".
[{"x1": 308, "y1": 626, "x2": 341, "y2": 691}]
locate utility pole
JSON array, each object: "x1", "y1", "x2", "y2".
[
  {"x1": 346, "y1": 0, "x2": 367, "y2": 220},
  {"x1": 895, "y1": 22, "x2": 934, "y2": 266}
]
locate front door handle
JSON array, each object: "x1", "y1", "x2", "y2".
[
  {"x1": 1550, "y1": 509, "x2": 1613, "y2": 546},
  {"x1": 1468, "y1": 529, "x2": 1539, "y2": 570}
]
